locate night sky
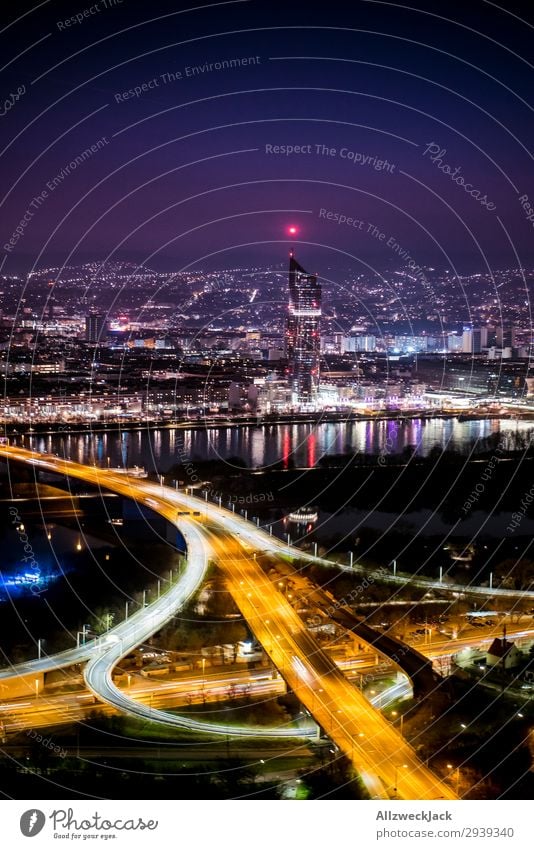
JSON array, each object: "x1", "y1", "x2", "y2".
[{"x1": 1, "y1": 0, "x2": 533, "y2": 275}]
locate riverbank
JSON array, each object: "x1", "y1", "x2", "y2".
[{"x1": 0, "y1": 407, "x2": 520, "y2": 438}]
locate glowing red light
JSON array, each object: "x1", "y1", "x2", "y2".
[{"x1": 288, "y1": 226, "x2": 297, "y2": 235}]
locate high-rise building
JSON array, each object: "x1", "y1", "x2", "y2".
[
  {"x1": 85, "y1": 312, "x2": 109, "y2": 343},
  {"x1": 496, "y1": 324, "x2": 516, "y2": 348},
  {"x1": 462, "y1": 326, "x2": 488, "y2": 353},
  {"x1": 286, "y1": 252, "x2": 321, "y2": 403}
]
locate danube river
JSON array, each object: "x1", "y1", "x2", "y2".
[{"x1": 21, "y1": 416, "x2": 534, "y2": 472}]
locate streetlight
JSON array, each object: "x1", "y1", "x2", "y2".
[
  {"x1": 394, "y1": 763, "x2": 408, "y2": 796},
  {"x1": 447, "y1": 763, "x2": 460, "y2": 794},
  {"x1": 77, "y1": 624, "x2": 90, "y2": 647},
  {"x1": 391, "y1": 710, "x2": 404, "y2": 735}
]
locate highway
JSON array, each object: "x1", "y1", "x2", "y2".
[
  {"x1": 0, "y1": 514, "x2": 210, "y2": 684},
  {"x1": 168, "y1": 488, "x2": 534, "y2": 601},
  {"x1": 0, "y1": 669, "x2": 288, "y2": 736},
  {"x1": 81, "y1": 530, "x2": 315, "y2": 739},
  {"x1": 0, "y1": 662, "x2": 407, "y2": 737},
  {"x1": 0, "y1": 446, "x2": 456, "y2": 798},
  {"x1": 1, "y1": 449, "x2": 531, "y2": 687},
  {"x1": 206, "y1": 527, "x2": 456, "y2": 799}
]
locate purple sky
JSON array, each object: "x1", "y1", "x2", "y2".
[{"x1": 1, "y1": 0, "x2": 533, "y2": 276}]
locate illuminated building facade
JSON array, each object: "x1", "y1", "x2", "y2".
[{"x1": 286, "y1": 253, "x2": 322, "y2": 403}]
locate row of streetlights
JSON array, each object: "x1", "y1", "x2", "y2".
[{"x1": 388, "y1": 709, "x2": 463, "y2": 794}]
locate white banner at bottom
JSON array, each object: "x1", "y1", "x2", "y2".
[{"x1": 2, "y1": 800, "x2": 532, "y2": 848}]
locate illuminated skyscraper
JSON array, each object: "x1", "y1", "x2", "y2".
[
  {"x1": 85, "y1": 312, "x2": 109, "y2": 343},
  {"x1": 286, "y1": 252, "x2": 321, "y2": 403}
]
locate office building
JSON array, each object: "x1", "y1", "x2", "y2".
[
  {"x1": 286, "y1": 252, "x2": 321, "y2": 403},
  {"x1": 85, "y1": 312, "x2": 109, "y2": 343}
]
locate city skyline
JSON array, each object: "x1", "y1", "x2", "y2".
[{"x1": 1, "y1": 0, "x2": 534, "y2": 818}]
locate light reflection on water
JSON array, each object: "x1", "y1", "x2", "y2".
[{"x1": 26, "y1": 417, "x2": 534, "y2": 471}]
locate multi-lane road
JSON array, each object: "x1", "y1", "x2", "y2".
[
  {"x1": 206, "y1": 527, "x2": 456, "y2": 799},
  {"x1": 0, "y1": 446, "x2": 465, "y2": 798}
]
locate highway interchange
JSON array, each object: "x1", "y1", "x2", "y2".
[{"x1": 2, "y1": 445, "x2": 532, "y2": 799}]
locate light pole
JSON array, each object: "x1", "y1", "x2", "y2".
[
  {"x1": 77, "y1": 623, "x2": 90, "y2": 648},
  {"x1": 394, "y1": 763, "x2": 408, "y2": 797},
  {"x1": 391, "y1": 710, "x2": 404, "y2": 735},
  {"x1": 447, "y1": 763, "x2": 460, "y2": 794}
]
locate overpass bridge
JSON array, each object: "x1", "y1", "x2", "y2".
[{"x1": 0, "y1": 446, "x2": 457, "y2": 799}]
